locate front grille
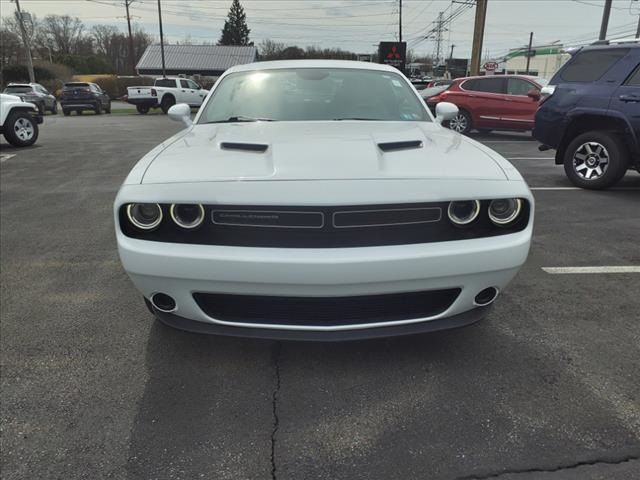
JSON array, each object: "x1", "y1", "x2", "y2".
[
  {"x1": 120, "y1": 201, "x2": 530, "y2": 248},
  {"x1": 192, "y1": 289, "x2": 461, "y2": 326}
]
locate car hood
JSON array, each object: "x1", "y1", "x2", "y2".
[{"x1": 141, "y1": 122, "x2": 508, "y2": 184}]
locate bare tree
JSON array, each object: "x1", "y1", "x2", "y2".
[{"x1": 40, "y1": 15, "x2": 85, "y2": 55}]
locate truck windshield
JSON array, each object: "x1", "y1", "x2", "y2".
[{"x1": 199, "y1": 68, "x2": 431, "y2": 123}]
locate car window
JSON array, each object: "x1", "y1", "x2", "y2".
[
  {"x1": 462, "y1": 78, "x2": 504, "y2": 94},
  {"x1": 507, "y1": 78, "x2": 535, "y2": 96},
  {"x1": 187, "y1": 80, "x2": 200, "y2": 89},
  {"x1": 4, "y1": 86, "x2": 32, "y2": 94},
  {"x1": 180, "y1": 79, "x2": 190, "y2": 89},
  {"x1": 37, "y1": 86, "x2": 49, "y2": 94},
  {"x1": 199, "y1": 68, "x2": 430, "y2": 123},
  {"x1": 560, "y1": 48, "x2": 629, "y2": 82},
  {"x1": 64, "y1": 83, "x2": 90, "y2": 89},
  {"x1": 155, "y1": 78, "x2": 176, "y2": 88},
  {"x1": 624, "y1": 64, "x2": 640, "y2": 86}
]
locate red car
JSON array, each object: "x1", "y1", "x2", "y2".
[{"x1": 426, "y1": 75, "x2": 547, "y2": 134}]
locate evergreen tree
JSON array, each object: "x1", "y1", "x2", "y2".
[{"x1": 218, "y1": 0, "x2": 251, "y2": 46}]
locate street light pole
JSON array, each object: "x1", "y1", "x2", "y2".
[
  {"x1": 599, "y1": 0, "x2": 612, "y2": 40},
  {"x1": 157, "y1": 0, "x2": 166, "y2": 77},
  {"x1": 399, "y1": 0, "x2": 402, "y2": 43},
  {"x1": 525, "y1": 32, "x2": 534, "y2": 75},
  {"x1": 13, "y1": 0, "x2": 35, "y2": 83},
  {"x1": 125, "y1": 0, "x2": 137, "y2": 75},
  {"x1": 470, "y1": 0, "x2": 488, "y2": 76}
]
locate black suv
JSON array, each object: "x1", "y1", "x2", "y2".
[
  {"x1": 60, "y1": 82, "x2": 111, "y2": 116},
  {"x1": 533, "y1": 40, "x2": 639, "y2": 189}
]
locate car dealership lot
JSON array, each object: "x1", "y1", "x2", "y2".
[{"x1": 1, "y1": 115, "x2": 639, "y2": 480}]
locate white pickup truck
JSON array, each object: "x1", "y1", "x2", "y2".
[{"x1": 126, "y1": 77, "x2": 209, "y2": 114}]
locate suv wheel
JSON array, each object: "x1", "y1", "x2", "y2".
[
  {"x1": 95, "y1": 103, "x2": 103, "y2": 115},
  {"x1": 3, "y1": 111, "x2": 39, "y2": 147},
  {"x1": 446, "y1": 110, "x2": 472, "y2": 134},
  {"x1": 105, "y1": 101, "x2": 112, "y2": 114},
  {"x1": 564, "y1": 131, "x2": 628, "y2": 189}
]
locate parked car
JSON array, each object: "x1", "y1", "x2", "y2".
[
  {"x1": 3, "y1": 83, "x2": 57, "y2": 115},
  {"x1": 0, "y1": 93, "x2": 43, "y2": 147},
  {"x1": 426, "y1": 79, "x2": 453, "y2": 88},
  {"x1": 126, "y1": 77, "x2": 209, "y2": 114},
  {"x1": 419, "y1": 85, "x2": 449, "y2": 102},
  {"x1": 533, "y1": 39, "x2": 640, "y2": 189},
  {"x1": 114, "y1": 60, "x2": 534, "y2": 340},
  {"x1": 427, "y1": 75, "x2": 547, "y2": 134},
  {"x1": 60, "y1": 82, "x2": 111, "y2": 116}
]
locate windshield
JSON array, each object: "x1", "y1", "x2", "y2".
[
  {"x1": 198, "y1": 68, "x2": 430, "y2": 123},
  {"x1": 4, "y1": 86, "x2": 32, "y2": 94}
]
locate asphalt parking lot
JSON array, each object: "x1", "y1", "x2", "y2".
[{"x1": 1, "y1": 113, "x2": 639, "y2": 480}]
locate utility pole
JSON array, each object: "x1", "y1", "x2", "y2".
[
  {"x1": 157, "y1": 0, "x2": 166, "y2": 77},
  {"x1": 636, "y1": 12, "x2": 639, "y2": 37},
  {"x1": 399, "y1": 0, "x2": 402, "y2": 43},
  {"x1": 125, "y1": 0, "x2": 136, "y2": 75},
  {"x1": 599, "y1": 0, "x2": 612, "y2": 40},
  {"x1": 525, "y1": 32, "x2": 533, "y2": 75},
  {"x1": 434, "y1": 11, "x2": 444, "y2": 65},
  {"x1": 470, "y1": 0, "x2": 488, "y2": 76},
  {"x1": 13, "y1": 0, "x2": 35, "y2": 83}
]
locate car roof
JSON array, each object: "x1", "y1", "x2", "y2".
[{"x1": 225, "y1": 59, "x2": 402, "y2": 75}]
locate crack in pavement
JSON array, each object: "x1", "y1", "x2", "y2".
[
  {"x1": 457, "y1": 454, "x2": 640, "y2": 479},
  {"x1": 270, "y1": 342, "x2": 282, "y2": 480}
]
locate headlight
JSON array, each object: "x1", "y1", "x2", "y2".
[
  {"x1": 447, "y1": 200, "x2": 480, "y2": 225},
  {"x1": 126, "y1": 203, "x2": 163, "y2": 230},
  {"x1": 170, "y1": 204, "x2": 205, "y2": 229},
  {"x1": 488, "y1": 199, "x2": 522, "y2": 225}
]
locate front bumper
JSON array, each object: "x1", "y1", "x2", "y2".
[{"x1": 117, "y1": 230, "x2": 530, "y2": 335}]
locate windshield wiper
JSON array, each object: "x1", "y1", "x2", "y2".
[{"x1": 207, "y1": 115, "x2": 276, "y2": 123}]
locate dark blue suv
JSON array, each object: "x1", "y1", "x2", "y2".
[{"x1": 533, "y1": 41, "x2": 639, "y2": 189}]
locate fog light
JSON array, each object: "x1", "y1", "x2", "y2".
[
  {"x1": 447, "y1": 200, "x2": 480, "y2": 225},
  {"x1": 127, "y1": 203, "x2": 162, "y2": 230},
  {"x1": 170, "y1": 204, "x2": 205, "y2": 229},
  {"x1": 488, "y1": 198, "x2": 522, "y2": 225}
]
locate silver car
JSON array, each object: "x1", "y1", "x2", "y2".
[{"x1": 3, "y1": 83, "x2": 58, "y2": 115}]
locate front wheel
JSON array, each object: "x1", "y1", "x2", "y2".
[
  {"x1": 105, "y1": 101, "x2": 111, "y2": 114},
  {"x1": 446, "y1": 110, "x2": 472, "y2": 134},
  {"x1": 563, "y1": 131, "x2": 629, "y2": 189},
  {"x1": 2, "y1": 111, "x2": 39, "y2": 147},
  {"x1": 94, "y1": 103, "x2": 103, "y2": 115},
  {"x1": 50, "y1": 102, "x2": 58, "y2": 114}
]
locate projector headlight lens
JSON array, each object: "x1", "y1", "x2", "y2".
[
  {"x1": 170, "y1": 204, "x2": 205, "y2": 229},
  {"x1": 447, "y1": 200, "x2": 481, "y2": 225},
  {"x1": 127, "y1": 203, "x2": 163, "y2": 230},
  {"x1": 488, "y1": 198, "x2": 522, "y2": 225}
]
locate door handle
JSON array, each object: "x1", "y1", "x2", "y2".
[{"x1": 619, "y1": 94, "x2": 640, "y2": 102}]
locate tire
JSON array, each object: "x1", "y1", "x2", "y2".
[
  {"x1": 37, "y1": 102, "x2": 45, "y2": 116},
  {"x1": 50, "y1": 102, "x2": 58, "y2": 114},
  {"x1": 2, "y1": 110, "x2": 39, "y2": 147},
  {"x1": 94, "y1": 103, "x2": 103, "y2": 115},
  {"x1": 160, "y1": 95, "x2": 176, "y2": 114},
  {"x1": 136, "y1": 104, "x2": 150, "y2": 115},
  {"x1": 63, "y1": 109, "x2": 70, "y2": 116},
  {"x1": 446, "y1": 109, "x2": 472, "y2": 134},
  {"x1": 563, "y1": 131, "x2": 629, "y2": 189},
  {"x1": 105, "y1": 101, "x2": 111, "y2": 114}
]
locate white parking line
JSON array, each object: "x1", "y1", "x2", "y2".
[
  {"x1": 0, "y1": 154, "x2": 16, "y2": 163},
  {"x1": 543, "y1": 266, "x2": 640, "y2": 274}
]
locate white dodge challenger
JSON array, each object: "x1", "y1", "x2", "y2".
[{"x1": 114, "y1": 60, "x2": 533, "y2": 340}]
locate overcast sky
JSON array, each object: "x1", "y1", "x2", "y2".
[{"x1": 1, "y1": 0, "x2": 639, "y2": 58}]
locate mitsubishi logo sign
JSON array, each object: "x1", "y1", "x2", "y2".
[{"x1": 379, "y1": 42, "x2": 407, "y2": 72}]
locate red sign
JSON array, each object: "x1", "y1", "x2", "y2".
[{"x1": 483, "y1": 61, "x2": 499, "y2": 71}]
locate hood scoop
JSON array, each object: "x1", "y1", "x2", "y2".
[
  {"x1": 377, "y1": 140, "x2": 423, "y2": 152},
  {"x1": 220, "y1": 142, "x2": 269, "y2": 153}
]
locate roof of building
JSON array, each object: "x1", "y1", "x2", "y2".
[{"x1": 136, "y1": 44, "x2": 257, "y2": 76}]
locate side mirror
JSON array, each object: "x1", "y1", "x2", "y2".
[
  {"x1": 168, "y1": 103, "x2": 193, "y2": 127},
  {"x1": 527, "y1": 88, "x2": 541, "y2": 101},
  {"x1": 435, "y1": 102, "x2": 459, "y2": 125}
]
